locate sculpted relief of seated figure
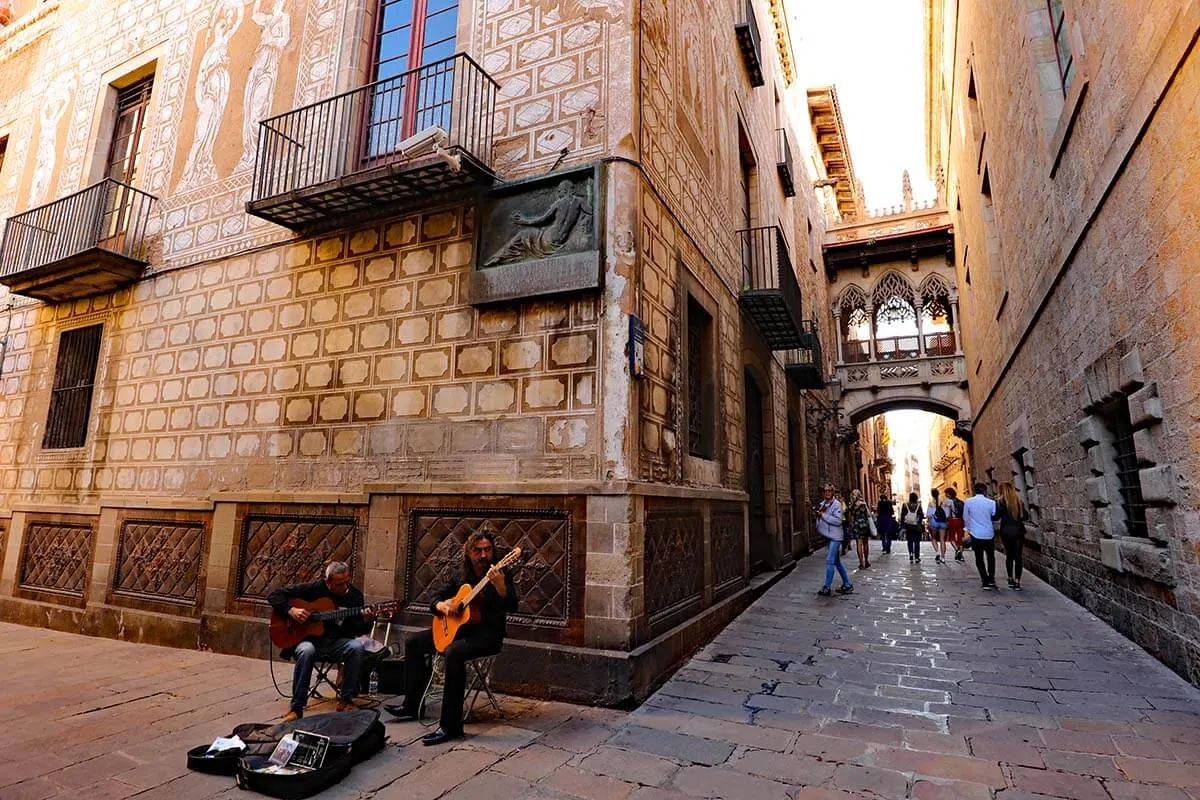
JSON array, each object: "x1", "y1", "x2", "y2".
[{"x1": 484, "y1": 178, "x2": 593, "y2": 268}]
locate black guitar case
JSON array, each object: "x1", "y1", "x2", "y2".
[{"x1": 188, "y1": 709, "x2": 385, "y2": 798}]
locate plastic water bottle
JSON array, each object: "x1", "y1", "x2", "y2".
[{"x1": 368, "y1": 667, "x2": 379, "y2": 696}]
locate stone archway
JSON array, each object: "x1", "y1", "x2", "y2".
[{"x1": 844, "y1": 391, "x2": 969, "y2": 429}]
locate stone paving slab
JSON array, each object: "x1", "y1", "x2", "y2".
[{"x1": 4, "y1": 540, "x2": 1200, "y2": 799}]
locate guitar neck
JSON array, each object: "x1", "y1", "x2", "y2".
[{"x1": 310, "y1": 606, "x2": 367, "y2": 623}]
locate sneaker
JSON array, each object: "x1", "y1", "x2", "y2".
[
  {"x1": 955, "y1": 552, "x2": 964, "y2": 561},
  {"x1": 1007, "y1": 578, "x2": 1016, "y2": 588},
  {"x1": 282, "y1": 710, "x2": 302, "y2": 723},
  {"x1": 909, "y1": 555, "x2": 915, "y2": 563},
  {"x1": 915, "y1": 557, "x2": 921, "y2": 563},
  {"x1": 817, "y1": 587, "x2": 832, "y2": 597},
  {"x1": 1013, "y1": 580, "x2": 1022, "y2": 591},
  {"x1": 837, "y1": 584, "x2": 854, "y2": 594}
]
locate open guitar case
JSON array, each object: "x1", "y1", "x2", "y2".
[{"x1": 186, "y1": 709, "x2": 385, "y2": 798}]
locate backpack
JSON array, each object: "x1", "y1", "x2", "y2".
[
  {"x1": 902, "y1": 504, "x2": 921, "y2": 526},
  {"x1": 934, "y1": 503, "x2": 947, "y2": 523}
]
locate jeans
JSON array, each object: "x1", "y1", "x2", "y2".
[
  {"x1": 973, "y1": 536, "x2": 996, "y2": 584},
  {"x1": 824, "y1": 538, "x2": 851, "y2": 589},
  {"x1": 290, "y1": 636, "x2": 365, "y2": 713},
  {"x1": 904, "y1": 526, "x2": 922, "y2": 558},
  {"x1": 403, "y1": 627, "x2": 502, "y2": 736},
  {"x1": 1001, "y1": 533, "x2": 1024, "y2": 580}
]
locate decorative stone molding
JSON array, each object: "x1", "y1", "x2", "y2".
[
  {"x1": 0, "y1": 0, "x2": 59, "y2": 61},
  {"x1": 1078, "y1": 343, "x2": 1174, "y2": 585}
]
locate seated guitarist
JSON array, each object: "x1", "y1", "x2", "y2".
[
  {"x1": 268, "y1": 561, "x2": 377, "y2": 722},
  {"x1": 390, "y1": 528, "x2": 518, "y2": 745}
]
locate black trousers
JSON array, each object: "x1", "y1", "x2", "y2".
[
  {"x1": 973, "y1": 536, "x2": 996, "y2": 585},
  {"x1": 1001, "y1": 533, "x2": 1024, "y2": 580},
  {"x1": 403, "y1": 627, "x2": 501, "y2": 735}
]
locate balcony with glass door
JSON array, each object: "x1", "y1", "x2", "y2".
[
  {"x1": 247, "y1": 53, "x2": 497, "y2": 231},
  {"x1": 738, "y1": 225, "x2": 805, "y2": 349},
  {"x1": 0, "y1": 179, "x2": 156, "y2": 303}
]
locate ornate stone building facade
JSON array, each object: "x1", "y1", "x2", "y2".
[
  {"x1": 0, "y1": 0, "x2": 835, "y2": 700},
  {"x1": 928, "y1": 0, "x2": 1200, "y2": 681}
]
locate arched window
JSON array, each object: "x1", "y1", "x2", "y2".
[
  {"x1": 871, "y1": 272, "x2": 919, "y2": 360},
  {"x1": 919, "y1": 274, "x2": 955, "y2": 355},
  {"x1": 838, "y1": 285, "x2": 870, "y2": 363}
]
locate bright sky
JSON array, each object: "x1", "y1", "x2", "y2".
[
  {"x1": 885, "y1": 410, "x2": 935, "y2": 499},
  {"x1": 788, "y1": 0, "x2": 937, "y2": 211}
]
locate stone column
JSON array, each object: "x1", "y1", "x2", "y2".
[
  {"x1": 914, "y1": 297, "x2": 927, "y2": 358},
  {"x1": 832, "y1": 306, "x2": 844, "y2": 364},
  {"x1": 950, "y1": 294, "x2": 963, "y2": 355},
  {"x1": 865, "y1": 302, "x2": 877, "y2": 361}
]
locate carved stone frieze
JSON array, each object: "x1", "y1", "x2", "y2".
[
  {"x1": 113, "y1": 519, "x2": 205, "y2": 604},
  {"x1": 711, "y1": 507, "x2": 745, "y2": 600},
  {"x1": 236, "y1": 515, "x2": 357, "y2": 602},
  {"x1": 644, "y1": 508, "x2": 703, "y2": 632},
  {"x1": 470, "y1": 164, "x2": 603, "y2": 305},
  {"x1": 406, "y1": 509, "x2": 571, "y2": 626},
  {"x1": 19, "y1": 521, "x2": 93, "y2": 597}
]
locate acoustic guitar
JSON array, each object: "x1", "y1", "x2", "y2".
[
  {"x1": 270, "y1": 597, "x2": 399, "y2": 650},
  {"x1": 432, "y1": 547, "x2": 522, "y2": 653}
]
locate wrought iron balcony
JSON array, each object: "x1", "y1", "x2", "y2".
[
  {"x1": 0, "y1": 179, "x2": 156, "y2": 303},
  {"x1": 738, "y1": 225, "x2": 805, "y2": 349},
  {"x1": 783, "y1": 320, "x2": 824, "y2": 389},
  {"x1": 247, "y1": 53, "x2": 498, "y2": 231},
  {"x1": 777, "y1": 128, "x2": 795, "y2": 197},
  {"x1": 735, "y1": 0, "x2": 764, "y2": 87}
]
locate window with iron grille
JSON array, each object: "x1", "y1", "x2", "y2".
[
  {"x1": 43, "y1": 324, "x2": 103, "y2": 450},
  {"x1": 686, "y1": 295, "x2": 715, "y2": 459},
  {"x1": 1046, "y1": 0, "x2": 1076, "y2": 94},
  {"x1": 0, "y1": 136, "x2": 7, "y2": 177},
  {"x1": 1012, "y1": 448, "x2": 1038, "y2": 525},
  {"x1": 1098, "y1": 396, "x2": 1148, "y2": 536},
  {"x1": 106, "y1": 76, "x2": 154, "y2": 184}
]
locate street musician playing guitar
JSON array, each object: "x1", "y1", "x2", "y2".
[
  {"x1": 388, "y1": 527, "x2": 518, "y2": 745},
  {"x1": 268, "y1": 561, "x2": 382, "y2": 722}
]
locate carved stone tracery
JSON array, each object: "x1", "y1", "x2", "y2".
[{"x1": 236, "y1": 515, "x2": 357, "y2": 602}]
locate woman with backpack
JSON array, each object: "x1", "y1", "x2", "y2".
[
  {"x1": 900, "y1": 492, "x2": 925, "y2": 563},
  {"x1": 996, "y1": 481, "x2": 1027, "y2": 590},
  {"x1": 927, "y1": 488, "x2": 952, "y2": 564},
  {"x1": 945, "y1": 486, "x2": 966, "y2": 561},
  {"x1": 848, "y1": 489, "x2": 872, "y2": 569}
]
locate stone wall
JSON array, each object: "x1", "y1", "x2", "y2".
[{"x1": 936, "y1": 0, "x2": 1200, "y2": 681}]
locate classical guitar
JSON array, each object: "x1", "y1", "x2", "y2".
[
  {"x1": 432, "y1": 547, "x2": 522, "y2": 653},
  {"x1": 270, "y1": 597, "x2": 399, "y2": 649}
]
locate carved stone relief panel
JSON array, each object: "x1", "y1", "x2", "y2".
[
  {"x1": 19, "y1": 520, "x2": 94, "y2": 597},
  {"x1": 405, "y1": 508, "x2": 571, "y2": 627},
  {"x1": 711, "y1": 505, "x2": 745, "y2": 601},
  {"x1": 644, "y1": 504, "x2": 703, "y2": 634},
  {"x1": 470, "y1": 163, "x2": 603, "y2": 304},
  {"x1": 113, "y1": 517, "x2": 207, "y2": 604},
  {"x1": 235, "y1": 512, "x2": 358, "y2": 603}
]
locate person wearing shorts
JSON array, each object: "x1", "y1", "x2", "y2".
[
  {"x1": 927, "y1": 488, "x2": 951, "y2": 564},
  {"x1": 945, "y1": 487, "x2": 965, "y2": 561}
]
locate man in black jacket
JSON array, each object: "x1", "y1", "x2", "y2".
[
  {"x1": 267, "y1": 561, "x2": 376, "y2": 722},
  {"x1": 388, "y1": 528, "x2": 518, "y2": 745}
]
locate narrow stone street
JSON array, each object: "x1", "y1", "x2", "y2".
[{"x1": 5, "y1": 542, "x2": 1200, "y2": 800}]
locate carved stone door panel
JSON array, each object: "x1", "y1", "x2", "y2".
[{"x1": 18, "y1": 518, "x2": 96, "y2": 605}]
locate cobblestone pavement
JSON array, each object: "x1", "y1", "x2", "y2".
[{"x1": 5, "y1": 541, "x2": 1200, "y2": 799}]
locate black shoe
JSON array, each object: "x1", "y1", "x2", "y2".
[
  {"x1": 422, "y1": 727, "x2": 463, "y2": 746},
  {"x1": 915, "y1": 557, "x2": 921, "y2": 563},
  {"x1": 383, "y1": 703, "x2": 417, "y2": 721},
  {"x1": 837, "y1": 584, "x2": 854, "y2": 594},
  {"x1": 817, "y1": 587, "x2": 832, "y2": 597},
  {"x1": 955, "y1": 552, "x2": 964, "y2": 561}
]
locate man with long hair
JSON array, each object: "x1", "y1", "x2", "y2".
[{"x1": 389, "y1": 527, "x2": 518, "y2": 745}]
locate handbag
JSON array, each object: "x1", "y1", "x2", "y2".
[{"x1": 867, "y1": 513, "x2": 878, "y2": 537}]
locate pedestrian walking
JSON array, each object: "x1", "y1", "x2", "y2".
[
  {"x1": 927, "y1": 488, "x2": 951, "y2": 563},
  {"x1": 945, "y1": 486, "x2": 965, "y2": 561},
  {"x1": 815, "y1": 483, "x2": 853, "y2": 597},
  {"x1": 996, "y1": 481, "x2": 1027, "y2": 590},
  {"x1": 876, "y1": 494, "x2": 897, "y2": 554},
  {"x1": 900, "y1": 492, "x2": 925, "y2": 563},
  {"x1": 838, "y1": 489, "x2": 853, "y2": 557},
  {"x1": 848, "y1": 489, "x2": 872, "y2": 569},
  {"x1": 963, "y1": 481, "x2": 999, "y2": 588}
]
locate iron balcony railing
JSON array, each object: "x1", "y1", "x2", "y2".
[
  {"x1": 777, "y1": 128, "x2": 796, "y2": 197},
  {"x1": 250, "y1": 53, "x2": 497, "y2": 205},
  {"x1": 0, "y1": 179, "x2": 155, "y2": 280},
  {"x1": 735, "y1": 0, "x2": 764, "y2": 87},
  {"x1": 875, "y1": 335, "x2": 921, "y2": 361},
  {"x1": 738, "y1": 225, "x2": 805, "y2": 349},
  {"x1": 783, "y1": 320, "x2": 824, "y2": 388}
]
